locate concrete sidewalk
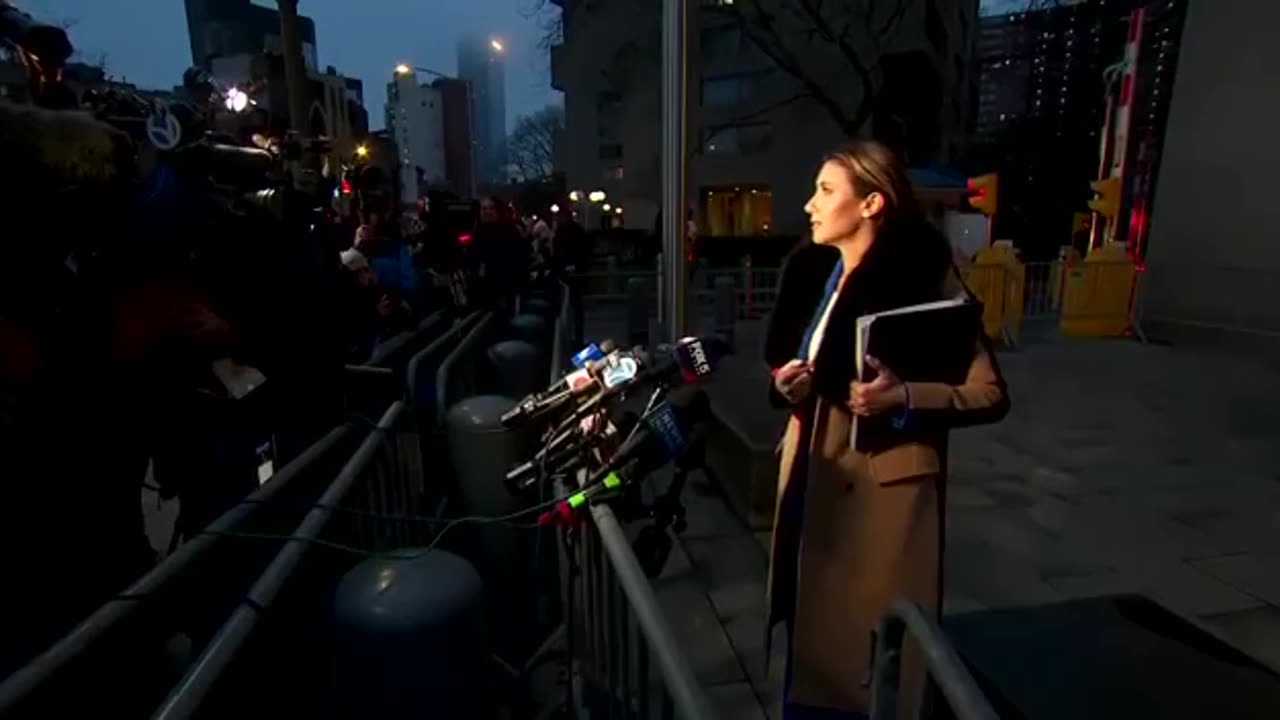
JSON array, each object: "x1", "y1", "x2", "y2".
[{"x1": 587, "y1": 309, "x2": 1280, "y2": 719}]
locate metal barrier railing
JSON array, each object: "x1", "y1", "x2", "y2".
[
  {"x1": 151, "y1": 402, "x2": 407, "y2": 719},
  {"x1": 547, "y1": 282, "x2": 716, "y2": 720},
  {"x1": 575, "y1": 263, "x2": 780, "y2": 320},
  {"x1": 870, "y1": 599, "x2": 997, "y2": 720},
  {"x1": 0, "y1": 423, "x2": 360, "y2": 716},
  {"x1": 434, "y1": 312, "x2": 499, "y2": 426}
]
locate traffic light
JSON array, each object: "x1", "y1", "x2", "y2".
[
  {"x1": 1071, "y1": 212, "x2": 1092, "y2": 234},
  {"x1": 1089, "y1": 178, "x2": 1121, "y2": 220},
  {"x1": 967, "y1": 173, "x2": 999, "y2": 216}
]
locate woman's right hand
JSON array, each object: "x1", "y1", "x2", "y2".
[{"x1": 773, "y1": 359, "x2": 813, "y2": 404}]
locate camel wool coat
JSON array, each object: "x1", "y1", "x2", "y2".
[{"x1": 763, "y1": 231, "x2": 1009, "y2": 716}]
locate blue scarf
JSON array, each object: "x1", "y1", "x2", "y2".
[{"x1": 795, "y1": 260, "x2": 844, "y2": 362}]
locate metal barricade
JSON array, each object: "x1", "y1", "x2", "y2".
[
  {"x1": 548, "y1": 285, "x2": 716, "y2": 720},
  {"x1": 434, "y1": 312, "x2": 498, "y2": 426},
  {"x1": 151, "y1": 403, "x2": 408, "y2": 719},
  {"x1": 869, "y1": 599, "x2": 997, "y2": 720},
  {"x1": 0, "y1": 424, "x2": 361, "y2": 717}
]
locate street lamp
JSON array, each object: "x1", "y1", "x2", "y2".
[
  {"x1": 550, "y1": 203, "x2": 561, "y2": 214},
  {"x1": 588, "y1": 190, "x2": 607, "y2": 203},
  {"x1": 615, "y1": 206, "x2": 624, "y2": 215},
  {"x1": 355, "y1": 144, "x2": 369, "y2": 159},
  {"x1": 490, "y1": 38, "x2": 504, "y2": 53},
  {"x1": 568, "y1": 190, "x2": 582, "y2": 202},
  {"x1": 394, "y1": 63, "x2": 412, "y2": 76},
  {"x1": 602, "y1": 203, "x2": 612, "y2": 212},
  {"x1": 394, "y1": 63, "x2": 452, "y2": 81}
]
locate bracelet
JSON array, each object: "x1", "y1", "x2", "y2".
[{"x1": 890, "y1": 384, "x2": 911, "y2": 430}]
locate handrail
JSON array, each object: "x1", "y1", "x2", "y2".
[
  {"x1": 151, "y1": 402, "x2": 405, "y2": 720},
  {"x1": 550, "y1": 278, "x2": 715, "y2": 719},
  {"x1": 0, "y1": 423, "x2": 356, "y2": 713},
  {"x1": 366, "y1": 309, "x2": 451, "y2": 369},
  {"x1": 869, "y1": 599, "x2": 998, "y2": 720},
  {"x1": 433, "y1": 311, "x2": 496, "y2": 425},
  {"x1": 405, "y1": 310, "x2": 483, "y2": 413},
  {"x1": 590, "y1": 504, "x2": 718, "y2": 719}
]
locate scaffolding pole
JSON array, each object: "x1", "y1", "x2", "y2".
[{"x1": 660, "y1": 0, "x2": 689, "y2": 342}]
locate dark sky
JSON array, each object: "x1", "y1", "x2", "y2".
[{"x1": 25, "y1": 0, "x2": 562, "y2": 132}]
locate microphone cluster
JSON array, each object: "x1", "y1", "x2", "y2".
[{"x1": 502, "y1": 334, "x2": 729, "y2": 525}]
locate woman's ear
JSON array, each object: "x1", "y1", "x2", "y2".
[{"x1": 862, "y1": 192, "x2": 887, "y2": 219}]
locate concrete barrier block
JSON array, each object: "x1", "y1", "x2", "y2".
[{"x1": 704, "y1": 404, "x2": 779, "y2": 531}]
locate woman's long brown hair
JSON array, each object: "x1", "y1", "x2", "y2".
[{"x1": 822, "y1": 139, "x2": 923, "y2": 226}]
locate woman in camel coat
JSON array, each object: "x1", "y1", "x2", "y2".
[{"x1": 764, "y1": 141, "x2": 1009, "y2": 719}]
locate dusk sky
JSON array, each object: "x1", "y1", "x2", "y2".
[
  {"x1": 25, "y1": 0, "x2": 1024, "y2": 135},
  {"x1": 25, "y1": 0, "x2": 562, "y2": 132}
]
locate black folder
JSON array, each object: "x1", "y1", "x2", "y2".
[{"x1": 852, "y1": 298, "x2": 983, "y2": 444}]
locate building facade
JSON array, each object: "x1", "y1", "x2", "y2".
[
  {"x1": 550, "y1": 0, "x2": 979, "y2": 235},
  {"x1": 433, "y1": 77, "x2": 475, "y2": 198},
  {"x1": 1140, "y1": 0, "x2": 1279, "y2": 354},
  {"x1": 457, "y1": 34, "x2": 507, "y2": 186},
  {"x1": 184, "y1": 0, "x2": 317, "y2": 73},
  {"x1": 970, "y1": 0, "x2": 1183, "y2": 258},
  {"x1": 387, "y1": 70, "x2": 447, "y2": 204}
]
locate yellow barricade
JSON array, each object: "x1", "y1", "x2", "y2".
[
  {"x1": 1059, "y1": 243, "x2": 1137, "y2": 337},
  {"x1": 966, "y1": 241, "x2": 1024, "y2": 344}
]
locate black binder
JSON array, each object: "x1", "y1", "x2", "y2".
[{"x1": 852, "y1": 298, "x2": 983, "y2": 445}]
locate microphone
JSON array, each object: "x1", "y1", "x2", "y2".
[
  {"x1": 500, "y1": 339, "x2": 620, "y2": 427},
  {"x1": 537, "y1": 388, "x2": 710, "y2": 525}
]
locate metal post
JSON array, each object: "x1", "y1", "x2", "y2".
[
  {"x1": 660, "y1": 0, "x2": 689, "y2": 343},
  {"x1": 277, "y1": 0, "x2": 309, "y2": 133}
]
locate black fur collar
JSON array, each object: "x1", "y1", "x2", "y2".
[{"x1": 764, "y1": 219, "x2": 952, "y2": 408}]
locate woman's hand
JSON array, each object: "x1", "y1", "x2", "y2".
[
  {"x1": 849, "y1": 356, "x2": 907, "y2": 417},
  {"x1": 773, "y1": 359, "x2": 813, "y2": 405}
]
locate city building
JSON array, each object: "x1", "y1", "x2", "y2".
[
  {"x1": 457, "y1": 34, "x2": 507, "y2": 186},
  {"x1": 184, "y1": 0, "x2": 317, "y2": 73},
  {"x1": 550, "y1": 0, "x2": 979, "y2": 235},
  {"x1": 210, "y1": 54, "x2": 367, "y2": 161},
  {"x1": 1140, "y1": 0, "x2": 1278, "y2": 354},
  {"x1": 387, "y1": 68, "x2": 447, "y2": 204},
  {"x1": 970, "y1": 0, "x2": 1183, "y2": 258},
  {"x1": 433, "y1": 77, "x2": 475, "y2": 198}
]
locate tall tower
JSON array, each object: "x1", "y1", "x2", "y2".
[{"x1": 457, "y1": 34, "x2": 507, "y2": 185}]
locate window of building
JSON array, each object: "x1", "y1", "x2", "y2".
[
  {"x1": 703, "y1": 122, "x2": 773, "y2": 155},
  {"x1": 598, "y1": 143, "x2": 624, "y2": 161},
  {"x1": 700, "y1": 71, "x2": 772, "y2": 107},
  {"x1": 604, "y1": 165, "x2": 624, "y2": 180},
  {"x1": 701, "y1": 186, "x2": 772, "y2": 237},
  {"x1": 700, "y1": 25, "x2": 740, "y2": 56}
]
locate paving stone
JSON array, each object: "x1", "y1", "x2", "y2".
[
  {"x1": 1199, "y1": 605, "x2": 1280, "y2": 673},
  {"x1": 682, "y1": 535, "x2": 770, "y2": 622},
  {"x1": 705, "y1": 681, "x2": 768, "y2": 720},
  {"x1": 1190, "y1": 553, "x2": 1280, "y2": 607},
  {"x1": 650, "y1": 542, "x2": 747, "y2": 686}
]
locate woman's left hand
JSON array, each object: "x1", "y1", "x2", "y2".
[{"x1": 849, "y1": 356, "x2": 907, "y2": 417}]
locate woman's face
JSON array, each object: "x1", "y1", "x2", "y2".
[
  {"x1": 479, "y1": 199, "x2": 499, "y2": 224},
  {"x1": 804, "y1": 160, "x2": 876, "y2": 245}
]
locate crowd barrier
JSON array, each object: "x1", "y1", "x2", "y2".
[
  {"x1": 548, "y1": 283, "x2": 717, "y2": 720},
  {"x1": 577, "y1": 257, "x2": 780, "y2": 321},
  {"x1": 0, "y1": 303, "x2": 469, "y2": 717}
]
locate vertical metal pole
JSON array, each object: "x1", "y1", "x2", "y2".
[
  {"x1": 277, "y1": 0, "x2": 309, "y2": 133},
  {"x1": 660, "y1": 0, "x2": 689, "y2": 343}
]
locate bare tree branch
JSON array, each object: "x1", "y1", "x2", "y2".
[
  {"x1": 507, "y1": 104, "x2": 563, "y2": 182},
  {"x1": 691, "y1": 91, "x2": 813, "y2": 159}
]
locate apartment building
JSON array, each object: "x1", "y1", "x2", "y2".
[{"x1": 550, "y1": 0, "x2": 979, "y2": 235}]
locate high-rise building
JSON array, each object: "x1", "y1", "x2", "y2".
[
  {"x1": 387, "y1": 69, "x2": 448, "y2": 204},
  {"x1": 971, "y1": 0, "x2": 1184, "y2": 258},
  {"x1": 183, "y1": 0, "x2": 317, "y2": 72},
  {"x1": 433, "y1": 77, "x2": 475, "y2": 197},
  {"x1": 457, "y1": 34, "x2": 507, "y2": 186},
  {"x1": 551, "y1": 0, "x2": 978, "y2": 234}
]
